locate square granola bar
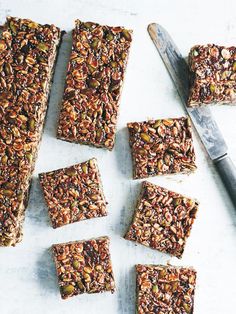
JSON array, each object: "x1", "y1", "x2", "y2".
[
  {"x1": 39, "y1": 158, "x2": 107, "y2": 228},
  {"x1": 188, "y1": 44, "x2": 236, "y2": 106},
  {"x1": 125, "y1": 181, "x2": 198, "y2": 258},
  {"x1": 136, "y1": 264, "x2": 197, "y2": 313},
  {"x1": 52, "y1": 237, "x2": 115, "y2": 299},
  {"x1": 57, "y1": 20, "x2": 132, "y2": 150},
  {"x1": 127, "y1": 117, "x2": 196, "y2": 179}
]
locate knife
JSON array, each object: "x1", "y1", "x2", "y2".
[{"x1": 148, "y1": 23, "x2": 236, "y2": 208}]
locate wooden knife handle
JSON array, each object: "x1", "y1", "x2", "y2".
[{"x1": 214, "y1": 155, "x2": 236, "y2": 208}]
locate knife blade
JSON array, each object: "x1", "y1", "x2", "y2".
[{"x1": 148, "y1": 23, "x2": 236, "y2": 208}]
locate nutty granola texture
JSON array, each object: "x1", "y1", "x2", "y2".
[
  {"x1": 52, "y1": 236, "x2": 115, "y2": 299},
  {"x1": 188, "y1": 44, "x2": 236, "y2": 106},
  {"x1": 125, "y1": 181, "x2": 198, "y2": 258},
  {"x1": 57, "y1": 20, "x2": 132, "y2": 150},
  {"x1": 127, "y1": 117, "x2": 196, "y2": 179},
  {"x1": 39, "y1": 158, "x2": 107, "y2": 228},
  {"x1": 136, "y1": 264, "x2": 196, "y2": 314},
  {"x1": 0, "y1": 17, "x2": 62, "y2": 246}
]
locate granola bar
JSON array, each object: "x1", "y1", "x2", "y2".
[
  {"x1": 0, "y1": 17, "x2": 62, "y2": 246},
  {"x1": 188, "y1": 44, "x2": 236, "y2": 106},
  {"x1": 127, "y1": 117, "x2": 196, "y2": 179},
  {"x1": 57, "y1": 20, "x2": 132, "y2": 150},
  {"x1": 52, "y1": 236, "x2": 115, "y2": 299},
  {"x1": 136, "y1": 264, "x2": 197, "y2": 313},
  {"x1": 39, "y1": 158, "x2": 107, "y2": 228},
  {"x1": 125, "y1": 181, "x2": 198, "y2": 258}
]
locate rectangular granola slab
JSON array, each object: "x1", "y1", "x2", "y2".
[
  {"x1": 57, "y1": 19, "x2": 132, "y2": 150},
  {"x1": 188, "y1": 44, "x2": 236, "y2": 106},
  {"x1": 136, "y1": 264, "x2": 197, "y2": 313},
  {"x1": 39, "y1": 158, "x2": 107, "y2": 228},
  {"x1": 52, "y1": 236, "x2": 115, "y2": 299},
  {"x1": 125, "y1": 181, "x2": 198, "y2": 258},
  {"x1": 127, "y1": 117, "x2": 197, "y2": 179},
  {"x1": 0, "y1": 17, "x2": 62, "y2": 246}
]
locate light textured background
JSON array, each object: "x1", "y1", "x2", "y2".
[{"x1": 0, "y1": 0, "x2": 236, "y2": 313}]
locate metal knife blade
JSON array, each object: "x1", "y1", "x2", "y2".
[{"x1": 147, "y1": 23, "x2": 227, "y2": 161}]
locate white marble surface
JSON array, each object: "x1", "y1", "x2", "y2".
[{"x1": 0, "y1": 0, "x2": 236, "y2": 313}]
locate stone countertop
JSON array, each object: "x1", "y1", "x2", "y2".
[{"x1": 0, "y1": 0, "x2": 236, "y2": 313}]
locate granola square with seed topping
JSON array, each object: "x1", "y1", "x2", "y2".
[
  {"x1": 127, "y1": 117, "x2": 196, "y2": 179},
  {"x1": 188, "y1": 44, "x2": 236, "y2": 106},
  {"x1": 136, "y1": 264, "x2": 197, "y2": 314},
  {"x1": 125, "y1": 181, "x2": 198, "y2": 258},
  {"x1": 39, "y1": 158, "x2": 107, "y2": 228},
  {"x1": 52, "y1": 237, "x2": 115, "y2": 299}
]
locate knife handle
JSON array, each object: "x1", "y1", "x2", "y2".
[{"x1": 214, "y1": 154, "x2": 236, "y2": 208}]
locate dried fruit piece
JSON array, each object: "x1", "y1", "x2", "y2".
[{"x1": 52, "y1": 237, "x2": 115, "y2": 299}]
